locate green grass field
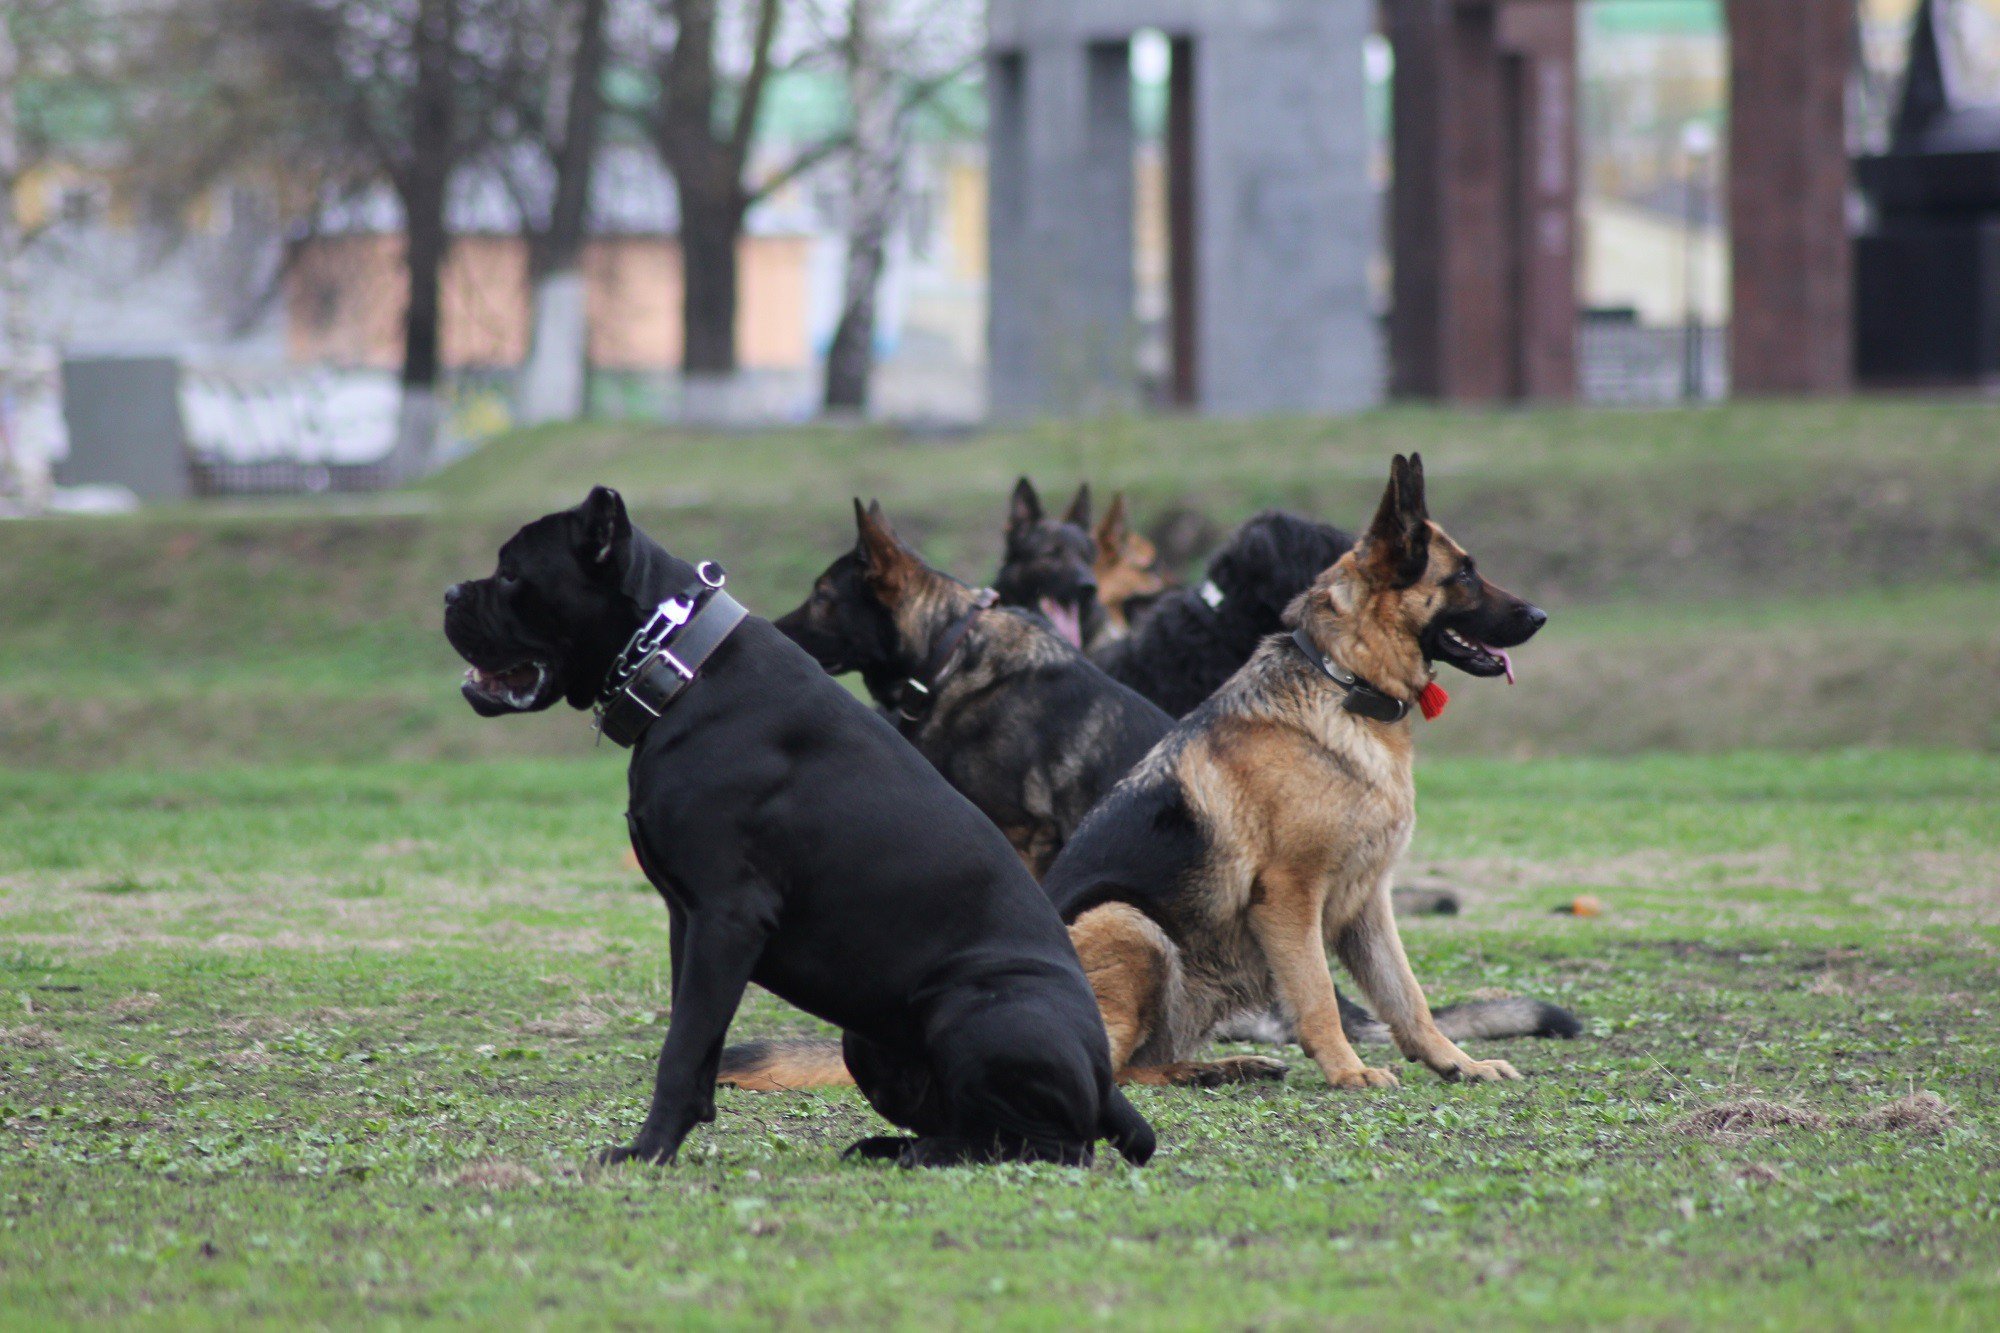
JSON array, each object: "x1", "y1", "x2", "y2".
[{"x1": 2, "y1": 401, "x2": 1998, "y2": 1326}]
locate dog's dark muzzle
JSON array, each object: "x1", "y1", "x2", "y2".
[{"x1": 444, "y1": 582, "x2": 561, "y2": 714}]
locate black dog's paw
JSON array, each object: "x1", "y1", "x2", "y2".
[
  {"x1": 596, "y1": 1140, "x2": 675, "y2": 1168},
  {"x1": 842, "y1": 1136, "x2": 916, "y2": 1165}
]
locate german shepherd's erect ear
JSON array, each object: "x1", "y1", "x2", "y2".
[
  {"x1": 1360, "y1": 453, "x2": 1431, "y2": 589},
  {"x1": 1063, "y1": 483, "x2": 1093, "y2": 530},
  {"x1": 854, "y1": 498, "x2": 921, "y2": 593},
  {"x1": 1007, "y1": 478, "x2": 1045, "y2": 534}
]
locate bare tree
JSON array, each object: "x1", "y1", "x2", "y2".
[
  {"x1": 146, "y1": 0, "x2": 534, "y2": 474},
  {"x1": 641, "y1": 0, "x2": 845, "y2": 388},
  {"x1": 815, "y1": 0, "x2": 976, "y2": 413},
  {"x1": 0, "y1": 0, "x2": 106, "y2": 508}
]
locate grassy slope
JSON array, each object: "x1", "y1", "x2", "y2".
[
  {"x1": 2, "y1": 752, "x2": 1997, "y2": 1327},
  {"x1": 1, "y1": 399, "x2": 1997, "y2": 765}
]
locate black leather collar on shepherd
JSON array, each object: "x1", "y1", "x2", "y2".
[
  {"x1": 1289, "y1": 627, "x2": 1411, "y2": 724},
  {"x1": 890, "y1": 589, "x2": 1000, "y2": 727}
]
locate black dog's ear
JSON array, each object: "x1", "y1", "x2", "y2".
[
  {"x1": 1063, "y1": 482, "x2": 1092, "y2": 530},
  {"x1": 1007, "y1": 477, "x2": 1043, "y2": 533},
  {"x1": 1362, "y1": 455, "x2": 1431, "y2": 588},
  {"x1": 578, "y1": 486, "x2": 630, "y2": 571}
]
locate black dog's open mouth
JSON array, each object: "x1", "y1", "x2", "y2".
[
  {"x1": 1038, "y1": 597, "x2": 1085, "y2": 648},
  {"x1": 1427, "y1": 627, "x2": 1515, "y2": 683},
  {"x1": 461, "y1": 660, "x2": 551, "y2": 712}
]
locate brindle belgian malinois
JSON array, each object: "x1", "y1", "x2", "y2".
[{"x1": 1048, "y1": 454, "x2": 1550, "y2": 1087}]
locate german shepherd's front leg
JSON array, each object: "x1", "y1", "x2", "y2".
[
  {"x1": 1249, "y1": 870, "x2": 1398, "y2": 1090},
  {"x1": 1333, "y1": 885, "x2": 1522, "y2": 1084}
]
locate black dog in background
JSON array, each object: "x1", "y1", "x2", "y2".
[
  {"x1": 1095, "y1": 511, "x2": 1355, "y2": 719},
  {"x1": 443, "y1": 487, "x2": 1154, "y2": 1169},
  {"x1": 991, "y1": 478, "x2": 1105, "y2": 650}
]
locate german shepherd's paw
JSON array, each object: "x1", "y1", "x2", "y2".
[
  {"x1": 1326, "y1": 1065, "x2": 1401, "y2": 1090},
  {"x1": 595, "y1": 1140, "x2": 675, "y2": 1167},
  {"x1": 1433, "y1": 1056, "x2": 1522, "y2": 1083}
]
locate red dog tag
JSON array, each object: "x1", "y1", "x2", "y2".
[{"x1": 1419, "y1": 681, "x2": 1450, "y2": 721}]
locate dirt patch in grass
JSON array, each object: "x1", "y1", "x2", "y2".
[
  {"x1": 0, "y1": 1024, "x2": 59, "y2": 1050},
  {"x1": 106, "y1": 992, "x2": 162, "y2": 1020},
  {"x1": 1673, "y1": 1099, "x2": 1831, "y2": 1141},
  {"x1": 1852, "y1": 1091, "x2": 1957, "y2": 1136},
  {"x1": 519, "y1": 1005, "x2": 612, "y2": 1039},
  {"x1": 452, "y1": 1160, "x2": 544, "y2": 1190}
]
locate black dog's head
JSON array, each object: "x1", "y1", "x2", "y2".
[
  {"x1": 991, "y1": 478, "x2": 1102, "y2": 648},
  {"x1": 1309, "y1": 454, "x2": 1546, "y2": 685},
  {"x1": 1205, "y1": 510, "x2": 1357, "y2": 632},
  {"x1": 443, "y1": 487, "x2": 656, "y2": 716}
]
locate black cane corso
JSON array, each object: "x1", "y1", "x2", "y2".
[{"x1": 442, "y1": 486, "x2": 1155, "y2": 1169}]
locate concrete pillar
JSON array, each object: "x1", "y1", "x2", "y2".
[
  {"x1": 1726, "y1": 0, "x2": 1852, "y2": 395},
  {"x1": 988, "y1": 0, "x2": 1379, "y2": 419},
  {"x1": 988, "y1": 39, "x2": 1136, "y2": 417},
  {"x1": 1191, "y1": 4, "x2": 1379, "y2": 415}
]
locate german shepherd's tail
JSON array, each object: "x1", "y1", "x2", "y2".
[
  {"x1": 1338, "y1": 993, "x2": 1582, "y2": 1045},
  {"x1": 718, "y1": 1038, "x2": 855, "y2": 1090}
]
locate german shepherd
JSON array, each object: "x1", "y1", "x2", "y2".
[
  {"x1": 724, "y1": 477, "x2": 1573, "y2": 1090},
  {"x1": 775, "y1": 499, "x2": 1166, "y2": 881},
  {"x1": 1095, "y1": 510, "x2": 1354, "y2": 718},
  {"x1": 1090, "y1": 492, "x2": 1172, "y2": 640},
  {"x1": 990, "y1": 477, "x2": 1104, "y2": 650},
  {"x1": 1051, "y1": 455, "x2": 1552, "y2": 1087}
]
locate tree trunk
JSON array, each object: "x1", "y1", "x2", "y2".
[
  {"x1": 679, "y1": 188, "x2": 743, "y2": 377},
  {"x1": 392, "y1": 0, "x2": 457, "y2": 476},
  {"x1": 824, "y1": 0, "x2": 899, "y2": 414},
  {"x1": 653, "y1": 0, "x2": 783, "y2": 391},
  {"x1": 520, "y1": 0, "x2": 608, "y2": 424},
  {"x1": 0, "y1": 13, "x2": 48, "y2": 509}
]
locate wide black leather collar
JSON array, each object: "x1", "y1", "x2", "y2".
[
  {"x1": 1289, "y1": 627, "x2": 1412, "y2": 724},
  {"x1": 595, "y1": 563, "x2": 749, "y2": 748}
]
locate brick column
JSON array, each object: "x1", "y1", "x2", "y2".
[
  {"x1": 1390, "y1": 0, "x2": 1578, "y2": 403},
  {"x1": 1726, "y1": 0, "x2": 1852, "y2": 395}
]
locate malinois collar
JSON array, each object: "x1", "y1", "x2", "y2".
[
  {"x1": 891, "y1": 588, "x2": 1000, "y2": 728},
  {"x1": 595, "y1": 561, "x2": 750, "y2": 748},
  {"x1": 1289, "y1": 627, "x2": 1411, "y2": 724}
]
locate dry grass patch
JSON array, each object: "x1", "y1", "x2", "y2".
[
  {"x1": 1673, "y1": 1099, "x2": 1831, "y2": 1141},
  {"x1": 0, "y1": 1024, "x2": 59, "y2": 1050},
  {"x1": 1852, "y1": 1091, "x2": 1957, "y2": 1136},
  {"x1": 452, "y1": 1160, "x2": 544, "y2": 1190}
]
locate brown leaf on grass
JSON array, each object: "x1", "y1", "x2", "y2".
[
  {"x1": 452, "y1": 1160, "x2": 544, "y2": 1190},
  {"x1": 1851, "y1": 1091, "x2": 1956, "y2": 1136},
  {"x1": 0, "y1": 1024, "x2": 59, "y2": 1050},
  {"x1": 1672, "y1": 1098, "x2": 1830, "y2": 1141},
  {"x1": 1736, "y1": 1163, "x2": 1784, "y2": 1184}
]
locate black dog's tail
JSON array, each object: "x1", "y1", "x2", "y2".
[
  {"x1": 1100, "y1": 1086, "x2": 1157, "y2": 1166},
  {"x1": 717, "y1": 1038, "x2": 856, "y2": 1090},
  {"x1": 1337, "y1": 992, "x2": 1582, "y2": 1045}
]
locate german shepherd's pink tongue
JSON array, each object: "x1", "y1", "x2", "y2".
[
  {"x1": 1041, "y1": 598, "x2": 1083, "y2": 648},
  {"x1": 1497, "y1": 646, "x2": 1516, "y2": 685}
]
